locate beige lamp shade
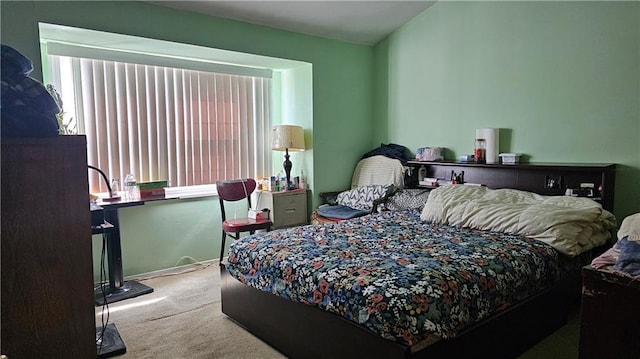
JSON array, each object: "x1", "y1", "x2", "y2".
[{"x1": 271, "y1": 125, "x2": 305, "y2": 151}]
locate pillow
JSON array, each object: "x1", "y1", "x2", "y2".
[
  {"x1": 337, "y1": 185, "x2": 390, "y2": 211},
  {"x1": 385, "y1": 188, "x2": 431, "y2": 211}
]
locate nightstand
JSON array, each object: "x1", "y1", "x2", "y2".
[
  {"x1": 579, "y1": 265, "x2": 640, "y2": 359},
  {"x1": 254, "y1": 189, "x2": 308, "y2": 229}
]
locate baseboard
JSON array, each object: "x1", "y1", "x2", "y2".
[
  {"x1": 130, "y1": 259, "x2": 219, "y2": 280},
  {"x1": 94, "y1": 259, "x2": 219, "y2": 287}
]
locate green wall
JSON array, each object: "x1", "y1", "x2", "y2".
[
  {"x1": 1, "y1": 0, "x2": 373, "y2": 279},
  {"x1": 374, "y1": 1, "x2": 640, "y2": 219},
  {"x1": 1, "y1": 0, "x2": 374, "y2": 201},
  {"x1": 3, "y1": 1, "x2": 639, "y2": 279}
]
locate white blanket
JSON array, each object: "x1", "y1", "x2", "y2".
[
  {"x1": 420, "y1": 184, "x2": 617, "y2": 257},
  {"x1": 618, "y1": 213, "x2": 640, "y2": 241}
]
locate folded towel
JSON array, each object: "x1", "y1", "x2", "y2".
[
  {"x1": 316, "y1": 205, "x2": 369, "y2": 220},
  {"x1": 614, "y1": 236, "x2": 640, "y2": 276}
]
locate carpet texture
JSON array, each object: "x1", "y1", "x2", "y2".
[
  {"x1": 98, "y1": 263, "x2": 579, "y2": 358},
  {"x1": 96, "y1": 263, "x2": 284, "y2": 358}
]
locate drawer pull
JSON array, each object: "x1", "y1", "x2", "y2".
[{"x1": 285, "y1": 208, "x2": 297, "y2": 213}]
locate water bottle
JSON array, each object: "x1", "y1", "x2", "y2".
[
  {"x1": 299, "y1": 169, "x2": 306, "y2": 190},
  {"x1": 110, "y1": 178, "x2": 120, "y2": 197},
  {"x1": 123, "y1": 173, "x2": 137, "y2": 200}
]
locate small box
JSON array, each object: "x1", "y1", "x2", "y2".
[
  {"x1": 499, "y1": 153, "x2": 522, "y2": 165},
  {"x1": 459, "y1": 154, "x2": 474, "y2": 162},
  {"x1": 140, "y1": 188, "x2": 165, "y2": 198},
  {"x1": 416, "y1": 147, "x2": 445, "y2": 161},
  {"x1": 419, "y1": 177, "x2": 439, "y2": 187},
  {"x1": 248, "y1": 209, "x2": 263, "y2": 219},
  {"x1": 248, "y1": 208, "x2": 270, "y2": 220},
  {"x1": 137, "y1": 180, "x2": 168, "y2": 190}
]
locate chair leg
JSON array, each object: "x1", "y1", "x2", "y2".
[{"x1": 220, "y1": 231, "x2": 227, "y2": 260}]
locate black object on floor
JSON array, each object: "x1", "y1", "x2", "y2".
[
  {"x1": 95, "y1": 280, "x2": 154, "y2": 306},
  {"x1": 96, "y1": 323, "x2": 126, "y2": 358}
]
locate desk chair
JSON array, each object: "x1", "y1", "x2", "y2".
[{"x1": 216, "y1": 178, "x2": 272, "y2": 260}]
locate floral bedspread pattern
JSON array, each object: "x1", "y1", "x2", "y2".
[{"x1": 225, "y1": 210, "x2": 560, "y2": 347}]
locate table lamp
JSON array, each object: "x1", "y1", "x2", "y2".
[{"x1": 271, "y1": 125, "x2": 305, "y2": 190}]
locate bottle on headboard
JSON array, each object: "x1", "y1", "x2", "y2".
[
  {"x1": 418, "y1": 166, "x2": 427, "y2": 182},
  {"x1": 474, "y1": 138, "x2": 486, "y2": 163}
]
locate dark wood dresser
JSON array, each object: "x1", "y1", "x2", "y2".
[
  {"x1": 1, "y1": 136, "x2": 96, "y2": 358},
  {"x1": 579, "y1": 266, "x2": 640, "y2": 359}
]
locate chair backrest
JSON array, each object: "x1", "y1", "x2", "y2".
[
  {"x1": 216, "y1": 178, "x2": 257, "y2": 202},
  {"x1": 216, "y1": 178, "x2": 256, "y2": 220}
]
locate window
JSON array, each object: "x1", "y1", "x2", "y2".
[
  {"x1": 40, "y1": 23, "x2": 313, "y2": 196},
  {"x1": 45, "y1": 47, "x2": 272, "y2": 193}
]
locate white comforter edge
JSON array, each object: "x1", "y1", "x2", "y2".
[{"x1": 420, "y1": 184, "x2": 617, "y2": 257}]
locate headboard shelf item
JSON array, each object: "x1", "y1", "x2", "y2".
[{"x1": 407, "y1": 161, "x2": 616, "y2": 212}]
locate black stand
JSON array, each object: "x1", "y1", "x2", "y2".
[
  {"x1": 94, "y1": 280, "x2": 154, "y2": 306},
  {"x1": 93, "y1": 204, "x2": 154, "y2": 305},
  {"x1": 96, "y1": 323, "x2": 126, "y2": 358}
]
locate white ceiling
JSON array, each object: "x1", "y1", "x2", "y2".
[{"x1": 148, "y1": 1, "x2": 436, "y2": 45}]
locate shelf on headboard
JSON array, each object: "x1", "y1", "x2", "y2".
[{"x1": 407, "y1": 161, "x2": 616, "y2": 212}]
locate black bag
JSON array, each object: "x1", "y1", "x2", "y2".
[
  {"x1": 1, "y1": 44, "x2": 59, "y2": 138},
  {"x1": 403, "y1": 166, "x2": 418, "y2": 188}
]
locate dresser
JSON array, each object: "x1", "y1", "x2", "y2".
[
  {"x1": 254, "y1": 189, "x2": 308, "y2": 229},
  {"x1": 1, "y1": 136, "x2": 96, "y2": 358},
  {"x1": 579, "y1": 266, "x2": 640, "y2": 359}
]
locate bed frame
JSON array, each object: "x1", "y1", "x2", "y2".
[{"x1": 220, "y1": 162, "x2": 616, "y2": 359}]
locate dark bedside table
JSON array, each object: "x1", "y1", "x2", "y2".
[{"x1": 579, "y1": 265, "x2": 640, "y2": 359}]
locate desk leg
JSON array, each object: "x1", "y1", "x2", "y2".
[
  {"x1": 94, "y1": 208, "x2": 153, "y2": 306},
  {"x1": 104, "y1": 208, "x2": 124, "y2": 288}
]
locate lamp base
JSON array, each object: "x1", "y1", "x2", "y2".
[{"x1": 283, "y1": 149, "x2": 293, "y2": 189}]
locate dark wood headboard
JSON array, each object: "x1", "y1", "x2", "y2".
[{"x1": 407, "y1": 161, "x2": 616, "y2": 212}]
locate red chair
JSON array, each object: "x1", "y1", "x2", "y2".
[{"x1": 216, "y1": 178, "x2": 272, "y2": 259}]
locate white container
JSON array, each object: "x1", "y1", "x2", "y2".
[{"x1": 499, "y1": 153, "x2": 522, "y2": 165}]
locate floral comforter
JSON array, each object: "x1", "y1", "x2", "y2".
[{"x1": 225, "y1": 210, "x2": 560, "y2": 347}]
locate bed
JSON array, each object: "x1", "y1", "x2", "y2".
[{"x1": 220, "y1": 162, "x2": 617, "y2": 359}]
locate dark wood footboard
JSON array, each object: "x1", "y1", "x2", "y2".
[
  {"x1": 220, "y1": 264, "x2": 570, "y2": 359},
  {"x1": 221, "y1": 264, "x2": 410, "y2": 358}
]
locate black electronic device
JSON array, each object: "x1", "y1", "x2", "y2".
[{"x1": 91, "y1": 202, "x2": 105, "y2": 227}]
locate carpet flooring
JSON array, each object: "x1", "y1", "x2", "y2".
[{"x1": 97, "y1": 263, "x2": 580, "y2": 358}]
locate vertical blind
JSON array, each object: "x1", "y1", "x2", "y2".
[{"x1": 47, "y1": 55, "x2": 272, "y2": 193}]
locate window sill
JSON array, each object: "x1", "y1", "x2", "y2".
[
  {"x1": 94, "y1": 184, "x2": 218, "y2": 202},
  {"x1": 164, "y1": 184, "x2": 217, "y2": 199}
]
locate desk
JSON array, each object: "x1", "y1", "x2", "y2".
[{"x1": 93, "y1": 195, "x2": 173, "y2": 306}]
